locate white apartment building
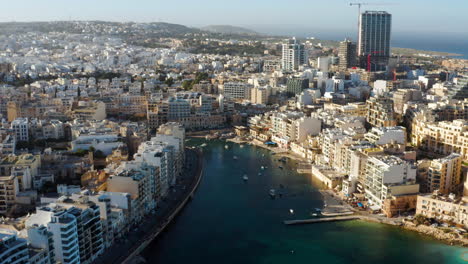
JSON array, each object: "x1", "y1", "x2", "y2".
[
  {"x1": 416, "y1": 194, "x2": 468, "y2": 227},
  {"x1": 281, "y1": 38, "x2": 306, "y2": 71},
  {"x1": 27, "y1": 225, "x2": 55, "y2": 264},
  {"x1": 27, "y1": 209, "x2": 81, "y2": 264},
  {"x1": 11, "y1": 118, "x2": 29, "y2": 142},
  {"x1": 365, "y1": 155, "x2": 418, "y2": 208},
  {"x1": 222, "y1": 82, "x2": 252, "y2": 100},
  {"x1": 0, "y1": 229, "x2": 29, "y2": 264},
  {"x1": 365, "y1": 126, "x2": 406, "y2": 146},
  {"x1": 71, "y1": 134, "x2": 123, "y2": 155}
]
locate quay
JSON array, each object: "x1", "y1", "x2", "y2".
[{"x1": 284, "y1": 216, "x2": 361, "y2": 225}]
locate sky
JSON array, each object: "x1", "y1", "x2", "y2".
[{"x1": 1, "y1": 0, "x2": 468, "y2": 37}]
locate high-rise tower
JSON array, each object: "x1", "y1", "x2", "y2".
[
  {"x1": 338, "y1": 39, "x2": 357, "y2": 70},
  {"x1": 358, "y1": 11, "x2": 392, "y2": 71},
  {"x1": 281, "y1": 38, "x2": 306, "y2": 71}
]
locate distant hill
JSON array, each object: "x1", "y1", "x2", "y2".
[{"x1": 201, "y1": 25, "x2": 260, "y2": 36}]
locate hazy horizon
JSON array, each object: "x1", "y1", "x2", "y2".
[{"x1": 2, "y1": 0, "x2": 467, "y2": 34}]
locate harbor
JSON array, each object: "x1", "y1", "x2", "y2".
[{"x1": 141, "y1": 139, "x2": 466, "y2": 264}]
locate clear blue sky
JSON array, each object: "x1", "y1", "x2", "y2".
[{"x1": 2, "y1": 0, "x2": 467, "y2": 35}]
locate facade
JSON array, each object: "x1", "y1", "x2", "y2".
[
  {"x1": 416, "y1": 194, "x2": 468, "y2": 227},
  {"x1": 27, "y1": 209, "x2": 81, "y2": 264},
  {"x1": 393, "y1": 89, "x2": 422, "y2": 115},
  {"x1": 365, "y1": 155, "x2": 418, "y2": 208},
  {"x1": 366, "y1": 97, "x2": 397, "y2": 127},
  {"x1": 358, "y1": 11, "x2": 392, "y2": 71},
  {"x1": 286, "y1": 78, "x2": 309, "y2": 95},
  {"x1": 0, "y1": 229, "x2": 29, "y2": 264},
  {"x1": 250, "y1": 87, "x2": 270, "y2": 105},
  {"x1": 11, "y1": 118, "x2": 29, "y2": 142},
  {"x1": 27, "y1": 225, "x2": 55, "y2": 264},
  {"x1": 338, "y1": 39, "x2": 357, "y2": 70},
  {"x1": 222, "y1": 82, "x2": 252, "y2": 100},
  {"x1": 417, "y1": 153, "x2": 462, "y2": 194},
  {"x1": 281, "y1": 38, "x2": 306, "y2": 71},
  {"x1": 412, "y1": 119, "x2": 468, "y2": 162}
]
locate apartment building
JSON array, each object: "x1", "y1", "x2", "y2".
[
  {"x1": 0, "y1": 229, "x2": 29, "y2": 264},
  {"x1": 417, "y1": 153, "x2": 462, "y2": 194},
  {"x1": 412, "y1": 119, "x2": 468, "y2": 162},
  {"x1": 416, "y1": 194, "x2": 468, "y2": 227},
  {"x1": 366, "y1": 97, "x2": 397, "y2": 127},
  {"x1": 365, "y1": 155, "x2": 419, "y2": 208}
]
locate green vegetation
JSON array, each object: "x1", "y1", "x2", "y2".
[
  {"x1": 414, "y1": 214, "x2": 427, "y2": 226},
  {"x1": 182, "y1": 72, "x2": 209, "y2": 90},
  {"x1": 189, "y1": 42, "x2": 266, "y2": 56},
  {"x1": 165, "y1": 77, "x2": 174, "y2": 87}
]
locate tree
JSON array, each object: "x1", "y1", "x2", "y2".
[
  {"x1": 182, "y1": 80, "x2": 192, "y2": 90},
  {"x1": 165, "y1": 77, "x2": 174, "y2": 87},
  {"x1": 414, "y1": 214, "x2": 427, "y2": 226},
  {"x1": 94, "y1": 150, "x2": 106, "y2": 159}
]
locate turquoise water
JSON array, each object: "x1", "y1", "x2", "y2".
[{"x1": 143, "y1": 139, "x2": 466, "y2": 264}]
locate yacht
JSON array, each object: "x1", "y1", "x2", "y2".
[
  {"x1": 243, "y1": 174, "x2": 249, "y2": 181},
  {"x1": 269, "y1": 189, "x2": 276, "y2": 197}
]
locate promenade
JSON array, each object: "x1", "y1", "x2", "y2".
[{"x1": 93, "y1": 148, "x2": 203, "y2": 264}]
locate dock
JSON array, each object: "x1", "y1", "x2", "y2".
[{"x1": 284, "y1": 216, "x2": 361, "y2": 225}]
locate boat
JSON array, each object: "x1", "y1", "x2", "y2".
[
  {"x1": 233, "y1": 156, "x2": 238, "y2": 160},
  {"x1": 243, "y1": 175, "x2": 249, "y2": 181},
  {"x1": 260, "y1": 166, "x2": 265, "y2": 170},
  {"x1": 258, "y1": 173, "x2": 262, "y2": 176},
  {"x1": 225, "y1": 145, "x2": 229, "y2": 149},
  {"x1": 279, "y1": 166, "x2": 283, "y2": 169},
  {"x1": 269, "y1": 189, "x2": 276, "y2": 197},
  {"x1": 289, "y1": 209, "x2": 294, "y2": 214},
  {"x1": 200, "y1": 143, "x2": 207, "y2": 147},
  {"x1": 240, "y1": 144, "x2": 244, "y2": 148},
  {"x1": 312, "y1": 213, "x2": 318, "y2": 217}
]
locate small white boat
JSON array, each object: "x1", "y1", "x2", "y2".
[
  {"x1": 269, "y1": 189, "x2": 276, "y2": 197},
  {"x1": 258, "y1": 173, "x2": 262, "y2": 176},
  {"x1": 200, "y1": 143, "x2": 207, "y2": 147},
  {"x1": 260, "y1": 166, "x2": 265, "y2": 170},
  {"x1": 240, "y1": 145, "x2": 244, "y2": 148},
  {"x1": 312, "y1": 213, "x2": 318, "y2": 217},
  {"x1": 233, "y1": 156, "x2": 238, "y2": 160},
  {"x1": 225, "y1": 145, "x2": 229, "y2": 149},
  {"x1": 289, "y1": 209, "x2": 294, "y2": 214},
  {"x1": 243, "y1": 175, "x2": 249, "y2": 181}
]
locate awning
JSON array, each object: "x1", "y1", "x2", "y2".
[{"x1": 357, "y1": 202, "x2": 363, "y2": 207}]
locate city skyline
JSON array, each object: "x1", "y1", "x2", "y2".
[{"x1": 1, "y1": 0, "x2": 468, "y2": 35}]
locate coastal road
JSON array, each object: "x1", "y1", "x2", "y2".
[{"x1": 93, "y1": 148, "x2": 202, "y2": 264}]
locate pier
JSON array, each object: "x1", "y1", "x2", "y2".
[{"x1": 284, "y1": 216, "x2": 361, "y2": 225}]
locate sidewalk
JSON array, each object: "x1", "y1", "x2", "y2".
[{"x1": 93, "y1": 149, "x2": 203, "y2": 264}]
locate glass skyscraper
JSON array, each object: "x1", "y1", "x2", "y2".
[{"x1": 358, "y1": 11, "x2": 392, "y2": 71}]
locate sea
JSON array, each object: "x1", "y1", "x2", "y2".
[
  {"x1": 142, "y1": 139, "x2": 466, "y2": 264},
  {"x1": 248, "y1": 26, "x2": 468, "y2": 59}
]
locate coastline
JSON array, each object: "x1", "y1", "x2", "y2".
[
  {"x1": 123, "y1": 148, "x2": 205, "y2": 264},
  {"x1": 226, "y1": 136, "x2": 468, "y2": 248}
]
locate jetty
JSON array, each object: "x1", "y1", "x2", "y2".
[{"x1": 284, "y1": 216, "x2": 360, "y2": 225}]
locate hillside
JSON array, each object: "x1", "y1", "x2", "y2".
[{"x1": 201, "y1": 25, "x2": 260, "y2": 36}]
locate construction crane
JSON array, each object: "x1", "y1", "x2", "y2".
[
  {"x1": 349, "y1": 2, "x2": 394, "y2": 30},
  {"x1": 349, "y1": 2, "x2": 394, "y2": 15},
  {"x1": 367, "y1": 51, "x2": 383, "y2": 72}
]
